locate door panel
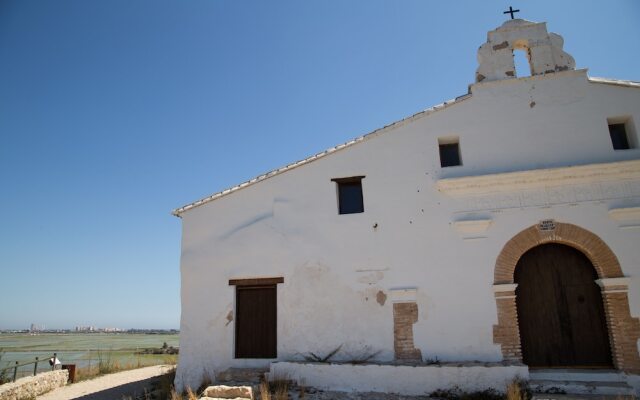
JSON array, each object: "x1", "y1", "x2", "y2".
[
  {"x1": 235, "y1": 285, "x2": 277, "y2": 358},
  {"x1": 515, "y1": 244, "x2": 611, "y2": 367}
]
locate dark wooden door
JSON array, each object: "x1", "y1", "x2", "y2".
[
  {"x1": 515, "y1": 243, "x2": 612, "y2": 368},
  {"x1": 235, "y1": 285, "x2": 277, "y2": 358}
]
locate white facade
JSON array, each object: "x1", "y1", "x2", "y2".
[{"x1": 174, "y1": 20, "x2": 640, "y2": 392}]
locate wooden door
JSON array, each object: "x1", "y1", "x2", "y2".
[
  {"x1": 235, "y1": 285, "x2": 277, "y2": 358},
  {"x1": 515, "y1": 243, "x2": 612, "y2": 368}
]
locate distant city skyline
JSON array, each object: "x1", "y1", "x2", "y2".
[
  {"x1": 6, "y1": 324, "x2": 178, "y2": 332},
  {"x1": 1, "y1": 0, "x2": 639, "y2": 329}
]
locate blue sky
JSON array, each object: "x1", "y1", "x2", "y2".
[{"x1": 0, "y1": 1, "x2": 638, "y2": 330}]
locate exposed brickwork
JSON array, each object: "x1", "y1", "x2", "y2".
[
  {"x1": 602, "y1": 291, "x2": 640, "y2": 374},
  {"x1": 393, "y1": 302, "x2": 422, "y2": 361},
  {"x1": 492, "y1": 222, "x2": 638, "y2": 373},
  {"x1": 494, "y1": 223, "x2": 624, "y2": 284},
  {"x1": 492, "y1": 291, "x2": 522, "y2": 362}
]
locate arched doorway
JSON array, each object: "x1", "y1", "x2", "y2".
[{"x1": 514, "y1": 243, "x2": 612, "y2": 368}]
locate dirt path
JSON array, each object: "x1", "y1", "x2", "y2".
[{"x1": 38, "y1": 365, "x2": 173, "y2": 400}]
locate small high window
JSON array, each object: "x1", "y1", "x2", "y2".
[
  {"x1": 438, "y1": 137, "x2": 462, "y2": 167},
  {"x1": 608, "y1": 117, "x2": 636, "y2": 150},
  {"x1": 609, "y1": 124, "x2": 630, "y2": 150},
  {"x1": 332, "y1": 176, "x2": 364, "y2": 214}
]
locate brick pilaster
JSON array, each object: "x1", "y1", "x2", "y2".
[
  {"x1": 393, "y1": 302, "x2": 422, "y2": 361},
  {"x1": 598, "y1": 279, "x2": 640, "y2": 374},
  {"x1": 492, "y1": 285, "x2": 522, "y2": 362}
]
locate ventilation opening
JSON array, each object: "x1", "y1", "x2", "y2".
[
  {"x1": 513, "y1": 49, "x2": 532, "y2": 78},
  {"x1": 607, "y1": 116, "x2": 637, "y2": 150},
  {"x1": 332, "y1": 176, "x2": 365, "y2": 214},
  {"x1": 438, "y1": 137, "x2": 462, "y2": 167}
]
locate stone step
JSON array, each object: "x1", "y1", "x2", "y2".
[
  {"x1": 529, "y1": 369, "x2": 626, "y2": 383},
  {"x1": 201, "y1": 398, "x2": 250, "y2": 400},
  {"x1": 529, "y1": 379, "x2": 635, "y2": 397},
  {"x1": 203, "y1": 384, "x2": 254, "y2": 399},
  {"x1": 531, "y1": 395, "x2": 636, "y2": 400},
  {"x1": 216, "y1": 368, "x2": 267, "y2": 384}
]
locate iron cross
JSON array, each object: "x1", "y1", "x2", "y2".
[{"x1": 503, "y1": 6, "x2": 520, "y2": 19}]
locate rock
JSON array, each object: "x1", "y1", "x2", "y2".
[{"x1": 204, "y1": 384, "x2": 253, "y2": 399}]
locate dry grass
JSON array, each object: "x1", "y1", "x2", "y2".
[
  {"x1": 259, "y1": 372, "x2": 291, "y2": 400},
  {"x1": 506, "y1": 378, "x2": 531, "y2": 400},
  {"x1": 169, "y1": 387, "x2": 198, "y2": 400},
  {"x1": 196, "y1": 370, "x2": 213, "y2": 394},
  {"x1": 74, "y1": 353, "x2": 178, "y2": 382},
  {"x1": 0, "y1": 348, "x2": 9, "y2": 385},
  {"x1": 274, "y1": 382, "x2": 289, "y2": 400},
  {"x1": 506, "y1": 380, "x2": 522, "y2": 400},
  {"x1": 156, "y1": 365, "x2": 177, "y2": 397},
  {"x1": 260, "y1": 380, "x2": 272, "y2": 400},
  {"x1": 75, "y1": 361, "x2": 128, "y2": 381},
  {"x1": 298, "y1": 383, "x2": 306, "y2": 400},
  {"x1": 162, "y1": 368, "x2": 215, "y2": 400}
]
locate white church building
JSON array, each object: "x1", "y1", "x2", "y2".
[{"x1": 173, "y1": 19, "x2": 640, "y2": 395}]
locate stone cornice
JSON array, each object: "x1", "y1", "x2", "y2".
[
  {"x1": 389, "y1": 288, "x2": 418, "y2": 303},
  {"x1": 493, "y1": 283, "x2": 518, "y2": 293},
  {"x1": 609, "y1": 206, "x2": 640, "y2": 221},
  {"x1": 437, "y1": 159, "x2": 640, "y2": 197},
  {"x1": 595, "y1": 277, "x2": 631, "y2": 289}
]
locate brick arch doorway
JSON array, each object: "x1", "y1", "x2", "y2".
[
  {"x1": 491, "y1": 222, "x2": 640, "y2": 373},
  {"x1": 514, "y1": 243, "x2": 612, "y2": 368}
]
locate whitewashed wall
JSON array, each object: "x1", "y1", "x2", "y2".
[{"x1": 175, "y1": 70, "x2": 640, "y2": 390}]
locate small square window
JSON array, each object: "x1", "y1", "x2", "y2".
[
  {"x1": 609, "y1": 123, "x2": 630, "y2": 150},
  {"x1": 438, "y1": 137, "x2": 462, "y2": 167},
  {"x1": 332, "y1": 176, "x2": 364, "y2": 214},
  {"x1": 607, "y1": 117, "x2": 636, "y2": 150}
]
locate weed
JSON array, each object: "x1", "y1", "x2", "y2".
[
  {"x1": 272, "y1": 377, "x2": 289, "y2": 400},
  {"x1": 425, "y1": 356, "x2": 441, "y2": 365},
  {"x1": 259, "y1": 372, "x2": 291, "y2": 400},
  {"x1": 157, "y1": 366, "x2": 177, "y2": 397},
  {"x1": 345, "y1": 346, "x2": 381, "y2": 364},
  {"x1": 0, "y1": 348, "x2": 9, "y2": 385},
  {"x1": 298, "y1": 382, "x2": 306, "y2": 400},
  {"x1": 274, "y1": 382, "x2": 288, "y2": 400},
  {"x1": 196, "y1": 369, "x2": 213, "y2": 394},
  {"x1": 506, "y1": 378, "x2": 531, "y2": 400},
  {"x1": 168, "y1": 388, "x2": 197, "y2": 400},
  {"x1": 303, "y1": 344, "x2": 342, "y2": 363},
  {"x1": 97, "y1": 350, "x2": 115, "y2": 374},
  {"x1": 430, "y1": 386, "x2": 504, "y2": 400},
  {"x1": 542, "y1": 386, "x2": 566, "y2": 395},
  {"x1": 260, "y1": 380, "x2": 272, "y2": 400},
  {"x1": 430, "y1": 388, "x2": 458, "y2": 399},
  {"x1": 75, "y1": 351, "x2": 177, "y2": 382}
]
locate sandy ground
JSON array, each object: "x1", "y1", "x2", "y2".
[{"x1": 38, "y1": 364, "x2": 173, "y2": 400}]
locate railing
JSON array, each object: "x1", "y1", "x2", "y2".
[{"x1": 0, "y1": 353, "x2": 58, "y2": 383}]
